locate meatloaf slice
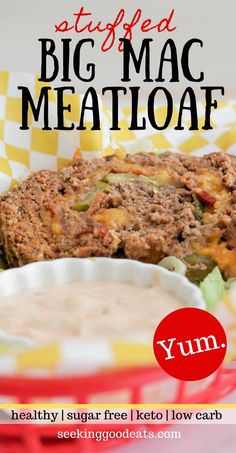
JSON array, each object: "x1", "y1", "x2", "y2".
[
  {"x1": 1, "y1": 151, "x2": 236, "y2": 279},
  {"x1": 0, "y1": 162, "x2": 118, "y2": 267}
]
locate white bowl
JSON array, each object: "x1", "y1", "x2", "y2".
[
  {"x1": 0, "y1": 257, "x2": 204, "y2": 303},
  {"x1": 0, "y1": 256, "x2": 204, "y2": 329},
  {"x1": 0, "y1": 258, "x2": 205, "y2": 375}
]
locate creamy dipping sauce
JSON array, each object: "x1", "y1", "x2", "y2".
[{"x1": 0, "y1": 280, "x2": 183, "y2": 343}]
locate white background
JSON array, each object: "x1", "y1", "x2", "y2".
[{"x1": 0, "y1": 0, "x2": 235, "y2": 97}]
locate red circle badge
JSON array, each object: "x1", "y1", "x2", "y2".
[{"x1": 153, "y1": 308, "x2": 227, "y2": 381}]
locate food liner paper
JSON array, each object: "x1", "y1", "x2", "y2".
[{"x1": 0, "y1": 71, "x2": 236, "y2": 379}]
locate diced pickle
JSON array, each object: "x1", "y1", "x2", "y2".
[
  {"x1": 184, "y1": 253, "x2": 216, "y2": 283},
  {"x1": 74, "y1": 182, "x2": 108, "y2": 212},
  {"x1": 103, "y1": 173, "x2": 137, "y2": 184},
  {"x1": 103, "y1": 172, "x2": 174, "y2": 186},
  {"x1": 192, "y1": 196, "x2": 203, "y2": 221},
  {"x1": 95, "y1": 182, "x2": 109, "y2": 191}
]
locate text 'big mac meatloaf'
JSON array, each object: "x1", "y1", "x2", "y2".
[{"x1": 1, "y1": 151, "x2": 236, "y2": 280}]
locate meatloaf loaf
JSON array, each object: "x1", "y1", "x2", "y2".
[{"x1": 1, "y1": 151, "x2": 236, "y2": 280}]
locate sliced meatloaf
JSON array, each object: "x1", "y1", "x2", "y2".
[{"x1": 1, "y1": 151, "x2": 236, "y2": 279}]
